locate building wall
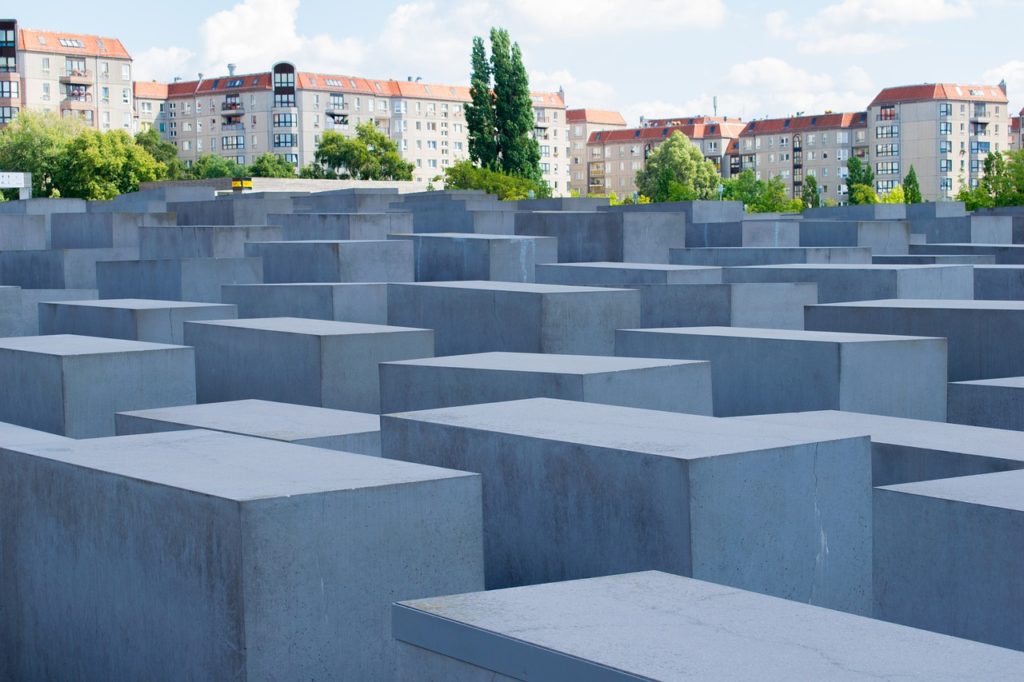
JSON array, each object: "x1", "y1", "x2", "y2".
[{"x1": 19, "y1": 49, "x2": 133, "y2": 131}]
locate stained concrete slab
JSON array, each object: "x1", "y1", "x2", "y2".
[
  {"x1": 96, "y1": 258, "x2": 263, "y2": 303},
  {"x1": 389, "y1": 233, "x2": 558, "y2": 282},
  {"x1": 245, "y1": 240, "x2": 414, "y2": 283},
  {"x1": 221, "y1": 282, "x2": 388, "y2": 324},
  {"x1": 39, "y1": 298, "x2": 237, "y2": 344},
  {"x1": 535, "y1": 261, "x2": 723, "y2": 285},
  {"x1": 670, "y1": 246, "x2": 872, "y2": 266},
  {"x1": 947, "y1": 376, "x2": 1024, "y2": 431}
]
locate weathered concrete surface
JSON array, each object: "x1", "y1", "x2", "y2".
[
  {"x1": 139, "y1": 224, "x2": 282, "y2": 259},
  {"x1": 96, "y1": 258, "x2": 263, "y2": 303},
  {"x1": 973, "y1": 265, "x2": 1024, "y2": 300},
  {"x1": 185, "y1": 317, "x2": 433, "y2": 413},
  {"x1": 535, "y1": 261, "x2": 723, "y2": 285},
  {"x1": 379, "y1": 352, "x2": 712, "y2": 415},
  {"x1": 221, "y1": 282, "x2": 388, "y2": 324},
  {"x1": 515, "y1": 211, "x2": 685, "y2": 263},
  {"x1": 0, "y1": 288, "x2": 98, "y2": 337},
  {"x1": 394, "y1": 571, "x2": 1024, "y2": 681},
  {"x1": 245, "y1": 240, "x2": 414, "y2": 283},
  {"x1": 39, "y1": 298, "x2": 237, "y2": 344},
  {"x1": 0, "y1": 334, "x2": 195, "y2": 437},
  {"x1": 0, "y1": 429, "x2": 483, "y2": 680},
  {"x1": 947, "y1": 376, "x2": 1024, "y2": 431},
  {"x1": 383, "y1": 398, "x2": 872, "y2": 614},
  {"x1": 799, "y1": 220, "x2": 911, "y2": 255},
  {"x1": 271, "y1": 212, "x2": 411, "y2": 241},
  {"x1": 0, "y1": 214, "x2": 48, "y2": 250},
  {"x1": 616, "y1": 326, "x2": 947, "y2": 420},
  {"x1": 389, "y1": 232, "x2": 558, "y2": 282},
  {"x1": 910, "y1": 243, "x2": 1024, "y2": 264},
  {"x1": 116, "y1": 398, "x2": 381, "y2": 456},
  {"x1": 629, "y1": 282, "x2": 817, "y2": 329},
  {"x1": 0, "y1": 247, "x2": 139, "y2": 289},
  {"x1": 51, "y1": 212, "x2": 176, "y2": 249},
  {"x1": 670, "y1": 246, "x2": 872, "y2": 266}
]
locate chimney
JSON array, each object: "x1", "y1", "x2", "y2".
[
  {"x1": 197, "y1": 72, "x2": 204, "y2": 80},
  {"x1": 173, "y1": 76, "x2": 182, "y2": 83},
  {"x1": 999, "y1": 79, "x2": 1008, "y2": 95},
  {"x1": 228, "y1": 63, "x2": 237, "y2": 77}
]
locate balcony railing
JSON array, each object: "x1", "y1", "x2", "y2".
[
  {"x1": 221, "y1": 101, "x2": 243, "y2": 112},
  {"x1": 60, "y1": 69, "x2": 91, "y2": 83},
  {"x1": 221, "y1": 122, "x2": 245, "y2": 131}
]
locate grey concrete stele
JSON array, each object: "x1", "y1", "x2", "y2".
[
  {"x1": 0, "y1": 429, "x2": 483, "y2": 681},
  {"x1": 221, "y1": 282, "x2": 388, "y2": 324},
  {"x1": 0, "y1": 247, "x2": 139, "y2": 289},
  {"x1": 185, "y1": 317, "x2": 433, "y2": 413},
  {"x1": 394, "y1": 571, "x2": 1024, "y2": 681},
  {"x1": 0, "y1": 334, "x2": 195, "y2": 437},
  {"x1": 96, "y1": 257, "x2": 263, "y2": 303},
  {"x1": 514, "y1": 210, "x2": 685, "y2": 263},
  {"x1": 947, "y1": 377, "x2": 1024, "y2": 431},
  {"x1": 271, "y1": 212, "x2": 411, "y2": 241},
  {"x1": 799, "y1": 219, "x2": 911, "y2": 255},
  {"x1": 388, "y1": 233, "x2": 558, "y2": 283},
  {"x1": 383, "y1": 398, "x2": 872, "y2": 615},
  {"x1": 534, "y1": 262, "x2": 723, "y2": 286},
  {"x1": 379, "y1": 352, "x2": 712, "y2": 415},
  {"x1": 116, "y1": 398, "x2": 381, "y2": 456},
  {"x1": 39, "y1": 299, "x2": 237, "y2": 345},
  {"x1": 616, "y1": 326, "x2": 947, "y2": 420},
  {"x1": 387, "y1": 281, "x2": 640, "y2": 356},
  {"x1": 139, "y1": 224, "x2": 283, "y2": 259},
  {"x1": 244, "y1": 240, "x2": 414, "y2": 283},
  {"x1": 0, "y1": 286, "x2": 98, "y2": 337},
  {"x1": 670, "y1": 246, "x2": 872, "y2": 266}
]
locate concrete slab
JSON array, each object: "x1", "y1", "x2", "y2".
[
  {"x1": 382, "y1": 397, "x2": 871, "y2": 614},
  {"x1": 245, "y1": 240, "x2": 414, "y2": 283},
  {"x1": 50, "y1": 212, "x2": 176, "y2": 249},
  {"x1": 799, "y1": 219, "x2": 911, "y2": 254},
  {"x1": 221, "y1": 282, "x2": 388, "y2": 324},
  {"x1": 185, "y1": 317, "x2": 433, "y2": 413},
  {"x1": 116, "y1": 398, "x2": 380, "y2": 456},
  {"x1": 388, "y1": 232, "x2": 557, "y2": 282},
  {"x1": 670, "y1": 246, "x2": 872, "y2": 266},
  {"x1": 973, "y1": 265, "x2": 1024, "y2": 300},
  {"x1": 271, "y1": 212, "x2": 411, "y2": 241},
  {"x1": 0, "y1": 247, "x2": 139, "y2": 289},
  {"x1": 139, "y1": 224, "x2": 282, "y2": 259},
  {"x1": 379, "y1": 352, "x2": 712, "y2": 415},
  {"x1": 515, "y1": 211, "x2": 685, "y2": 263},
  {"x1": 616, "y1": 326, "x2": 947, "y2": 419},
  {"x1": 0, "y1": 214, "x2": 48, "y2": 250},
  {"x1": 535, "y1": 261, "x2": 723, "y2": 285},
  {"x1": 0, "y1": 334, "x2": 195, "y2": 437},
  {"x1": 393, "y1": 571, "x2": 1024, "y2": 680},
  {"x1": 0, "y1": 429, "x2": 483, "y2": 680},
  {"x1": 96, "y1": 258, "x2": 263, "y2": 303},
  {"x1": 910, "y1": 243, "x2": 1024, "y2": 264},
  {"x1": 39, "y1": 298, "x2": 237, "y2": 344},
  {"x1": 947, "y1": 376, "x2": 1024, "y2": 431}
]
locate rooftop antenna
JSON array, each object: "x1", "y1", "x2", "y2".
[
  {"x1": 228, "y1": 63, "x2": 237, "y2": 77},
  {"x1": 713, "y1": 96, "x2": 718, "y2": 117}
]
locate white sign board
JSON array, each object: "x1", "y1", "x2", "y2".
[{"x1": 0, "y1": 172, "x2": 30, "y2": 189}]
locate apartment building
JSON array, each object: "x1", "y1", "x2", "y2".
[
  {"x1": 567, "y1": 109, "x2": 627, "y2": 195},
  {"x1": 133, "y1": 80, "x2": 166, "y2": 133},
  {"x1": 158, "y1": 62, "x2": 570, "y2": 193},
  {"x1": 0, "y1": 19, "x2": 134, "y2": 131},
  {"x1": 867, "y1": 83, "x2": 1010, "y2": 200},
  {"x1": 734, "y1": 112, "x2": 868, "y2": 204},
  {"x1": 1011, "y1": 109, "x2": 1022, "y2": 151},
  {"x1": 585, "y1": 118, "x2": 745, "y2": 196}
]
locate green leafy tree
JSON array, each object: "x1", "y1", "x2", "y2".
[
  {"x1": 749, "y1": 176, "x2": 802, "y2": 213},
  {"x1": 443, "y1": 159, "x2": 550, "y2": 200},
  {"x1": 190, "y1": 154, "x2": 247, "y2": 179},
  {"x1": 903, "y1": 165, "x2": 922, "y2": 204},
  {"x1": 721, "y1": 168, "x2": 760, "y2": 206},
  {"x1": 490, "y1": 28, "x2": 541, "y2": 181},
  {"x1": 135, "y1": 127, "x2": 186, "y2": 179},
  {"x1": 51, "y1": 129, "x2": 163, "y2": 200},
  {"x1": 465, "y1": 36, "x2": 497, "y2": 169},
  {"x1": 635, "y1": 132, "x2": 720, "y2": 202},
  {"x1": 801, "y1": 174, "x2": 821, "y2": 208},
  {"x1": 248, "y1": 153, "x2": 297, "y2": 178},
  {"x1": 880, "y1": 185, "x2": 906, "y2": 204},
  {"x1": 312, "y1": 123, "x2": 413, "y2": 180},
  {"x1": 850, "y1": 183, "x2": 880, "y2": 205},
  {"x1": 955, "y1": 152, "x2": 1024, "y2": 209},
  {"x1": 0, "y1": 110, "x2": 82, "y2": 197},
  {"x1": 846, "y1": 156, "x2": 876, "y2": 204}
]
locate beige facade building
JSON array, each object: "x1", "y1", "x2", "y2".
[
  {"x1": 158, "y1": 63, "x2": 570, "y2": 193},
  {"x1": 567, "y1": 109, "x2": 627, "y2": 195},
  {"x1": 0, "y1": 20, "x2": 134, "y2": 131},
  {"x1": 734, "y1": 112, "x2": 868, "y2": 204},
  {"x1": 867, "y1": 83, "x2": 1010, "y2": 200},
  {"x1": 585, "y1": 117, "x2": 745, "y2": 197},
  {"x1": 1011, "y1": 109, "x2": 1022, "y2": 151},
  {"x1": 133, "y1": 80, "x2": 166, "y2": 133}
]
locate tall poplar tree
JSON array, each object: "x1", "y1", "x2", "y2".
[
  {"x1": 465, "y1": 36, "x2": 497, "y2": 169},
  {"x1": 504, "y1": 41, "x2": 542, "y2": 181}
]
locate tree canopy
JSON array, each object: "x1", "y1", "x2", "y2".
[
  {"x1": 0, "y1": 110, "x2": 83, "y2": 196},
  {"x1": 801, "y1": 175, "x2": 821, "y2": 209},
  {"x1": 956, "y1": 151, "x2": 1024, "y2": 210},
  {"x1": 903, "y1": 166, "x2": 922, "y2": 204},
  {"x1": 466, "y1": 36, "x2": 498, "y2": 169},
  {"x1": 442, "y1": 159, "x2": 549, "y2": 200},
  {"x1": 311, "y1": 122, "x2": 413, "y2": 180},
  {"x1": 635, "y1": 132, "x2": 721, "y2": 202},
  {"x1": 846, "y1": 157, "x2": 876, "y2": 205},
  {"x1": 248, "y1": 153, "x2": 298, "y2": 178}
]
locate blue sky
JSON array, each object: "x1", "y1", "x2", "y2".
[{"x1": 13, "y1": 0, "x2": 1024, "y2": 123}]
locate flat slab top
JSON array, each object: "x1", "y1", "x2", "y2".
[
  {"x1": 973, "y1": 265, "x2": 1024, "y2": 270},
  {"x1": 538, "y1": 262, "x2": 720, "y2": 272},
  {"x1": 223, "y1": 282, "x2": 386, "y2": 289},
  {"x1": 619, "y1": 326, "x2": 936, "y2": 343},
  {"x1": 390, "y1": 232, "x2": 549, "y2": 241},
  {"x1": 44, "y1": 298, "x2": 234, "y2": 311},
  {"x1": 396, "y1": 571, "x2": 1024, "y2": 679},
  {"x1": 388, "y1": 398, "x2": 863, "y2": 460},
  {"x1": 730, "y1": 264, "x2": 967, "y2": 271},
  {"x1": 916, "y1": 243, "x2": 1024, "y2": 248},
  {"x1": 952, "y1": 376, "x2": 1024, "y2": 388},
  {"x1": 186, "y1": 317, "x2": 428, "y2": 335},
  {"x1": 0, "y1": 334, "x2": 187, "y2": 356},
  {"x1": 673, "y1": 246, "x2": 867, "y2": 251},
  {"x1": 382, "y1": 352, "x2": 704, "y2": 374},
  {"x1": 0, "y1": 420, "x2": 72, "y2": 449},
  {"x1": 250, "y1": 239, "x2": 394, "y2": 245},
  {"x1": 17, "y1": 429, "x2": 469, "y2": 501},
  {"x1": 812, "y1": 298, "x2": 1024, "y2": 310},
  {"x1": 879, "y1": 469, "x2": 1024, "y2": 511},
  {"x1": 118, "y1": 399, "x2": 379, "y2": 440},
  {"x1": 390, "y1": 280, "x2": 633, "y2": 294},
  {"x1": 734, "y1": 410, "x2": 1024, "y2": 464}
]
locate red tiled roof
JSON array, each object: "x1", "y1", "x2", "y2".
[
  {"x1": 567, "y1": 109, "x2": 626, "y2": 125},
  {"x1": 588, "y1": 121, "x2": 744, "y2": 145},
  {"x1": 18, "y1": 28, "x2": 131, "y2": 60},
  {"x1": 134, "y1": 81, "x2": 168, "y2": 100},
  {"x1": 167, "y1": 73, "x2": 273, "y2": 97},
  {"x1": 1012, "y1": 116, "x2": 1021, "y2": 133},
  {"x1": 739, "y1": 112, "x2": 866, "y2": 137},
  {"x1": 870, "y1": 84, "x2": 1008, "y2": 107},
  {"x1": 643, "y1": 115, "x2": 742, "y2": 128}
]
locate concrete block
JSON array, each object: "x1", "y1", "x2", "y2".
[
  {"x1": 973, "y1": 265, "x2": 1024, "y2": 300},
  {"x1": 799, "y1": 220, "x2": 910, "y2": 254},
  {"x1": 0, "y1": 334, "x2": 195, "y2": 437},
  {"x1": 600, "y1": 199, "x2": 745, "y2": 223},
  {"x1": 0, "y1": 247, "x2": 139, "y2": 289},
  {"x1": 393, "y1": 571, "x2": 1024, "y2": 680},
  {"x1": 515, "y1": 211, "x2": 685, "y2": 263},
  {"x1": 50, "y1": 212, "x2": 176, "y2": 249},
  {"x1": 382, "y1": 398, "x2": 871, "y2": 613},
  {"x1": 272, "y1": 212, "x2": 411, "y2": 241},
  {"x1": 389, "y1": 232, "x2": 557, "y2": 282},
  {"x1": 616, "y1": 326, "x2": 947, "y2": 419},
  {"x1": 245, "y1": 240, "x2": 414, "y2": 283},
  {"x1": 947, "y1": 377, "x2": 1024, "y2": 431},
  {"x1": 722, "y1": 264, "x2": 974, "y2": 303},
  {"x1": 116, "y1": 398, "x2": 381, "y2": 456},
  {"x1": 535, "y1": 261, "x2": 722, "y2": 285},
  {"x1": 379, "y1": 352, "x2": 712, "y2": 414},
  {"x1": 140, "y1": 224, "x2": 282, "y2": 259},
  {"x1": 910, "y1": 243, "x2": 1024, "y2": 264},
  {"x1": 185, "y1": 317, "x2": 433, "y2": 413},
  {"x1": 630, "y1": 282, "x2": 817, "y2": 329},
  {"x1": 0, "y1": 288, "x2": 97, "y2": 337},
  {"x1": 736, "y1": 410, "x2": 1024, "y2": 486},
  {"x1": 221, "y1": 282, "x2": 387, "y2": 324},
  {"x1": 294, "y1": 187, "x2": 403, "y2": 213},
  {"x1": 741, "y1": 219, "x2": 800, "y2": 247},
  {"x1": 0, "y1": 214, "x2": 48, "y2": 250},
  {"x1": 873, "y1": 254, "x2": 996, "y2": 264},
  {"x1": 874, "y1": 469, "x2": 1024, "y2": 651},
  {"x1": 39, "y1": 298, "x2": 237, "y2": 344},
  {"x1": 387, "y1": 281, "x2": 640, "y2": 356},
  {"x1": 0, "y1": 429, "x2": 483, "y2": 680},
  {"x1": 682, "y1": 221, "x2": 744, "y2": 247},
  {"x1": 804, "y1": 204, "x2": 907, "y2": 221},
  {"x1": 670, "y1": 246, "x2": 872, "y2": 266},
  {"x1": 909, "y1": 215, "x2": 1013, "y2": 244},
  {"x1": 805, "y1": 299, "x2": 1024, "y2": 381},
  {"x1": 169, "y1": 193, "x2": 298, "y2": 225},
  {"x1": 96, "y1": 258, "x2": 263, "y2": 303}
]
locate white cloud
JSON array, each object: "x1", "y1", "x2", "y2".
[
  {"x1": 133, "y1": 46, "x2": 196, "y2": 83},
  {"x1": 983, "y1": 60, "x2": 1024, "y2": 114},
  {"x1": 798, "y1": 32, "x2": 905, "y2": 54},
  {"x1": 720, "y1": 58, "x2": 874, "y2": 117},
  {"x1": 510, "y1": 0, "x2": 726, "y2": 31},
  {"x1": 531, "y1": 69, "x2": 616, "y2": 107},
  {"x1": 765, "y1": 11, "x2": 794, "y2": 39},
  {"x1": 819, "y1": 0, "x2": 974, "y2": 24}
]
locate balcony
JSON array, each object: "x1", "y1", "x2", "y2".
[
  {"x1": 221, "y1": 122, "x2": 245, "y2": 131},
  {"x1": 326, "y1": 101, "x2": 348, "y2": 116},
  {"x1": 221, "y1": 101, "x2": 244, "y2": 113},
  {"x1": 60, "y1": 93, "x2": 93, "y2": 110},
  {"x1": 59, "y1": 69, "x2": 91, "y2": 84}
]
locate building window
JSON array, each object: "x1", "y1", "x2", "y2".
[
  {"x1": 876, "y1": 161, "x2": 899, "y2": 175},
  {"x1": 939, "y1": 140, "x2": 952, "y2": 154},
  {"x1": 273, "y1": 133, "x2": 297, "y2": 148},
  {"x1": 283, "y1": 153, "x2": 298, "y2": 165},
  {"x1": 0, "y1": 56, "x2": 15, "y2": 73},
  {"x1": 939, "y1": 102, "x2": 952, "y2": 117},
  {"x1": 0, "y1": 106, "x2": 17, "y2": 124},
  {"x1": 875, "y1": 143, "x2": 899, "y2": 157},
  {"x1": 878, "y1": 105, "x2": 897, "y2": 121},
  {"x1": 940, "y1": 177, "x2": 953, "y2": 192},
  {"x1": 273, "y1": 71, "x2": 295, "y2": 88},
  {"x1": 273, "y1": 113, "x2": 296, "y2": 127},
  {"x1": 122, "y1": 88, "x2": 130, "y2": 104},
  {"x1": 221, "y1": 135, "x2": 245, "y2": 150},
  {"x1": 0, "y1": 80, "x2": 18, "y2": 99},
  {"x1": 939, "y1": 159, "x2": 953, "y2": 172},
  {"x1": 274, "y1": 94, "x2": 295, "y2": 108},
  {"x1": 876, "y1": 125, "x2": 899, "y2": 139},
  {"x1": 939, "y1": 121, "x2": 952, "y2": 136}
]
